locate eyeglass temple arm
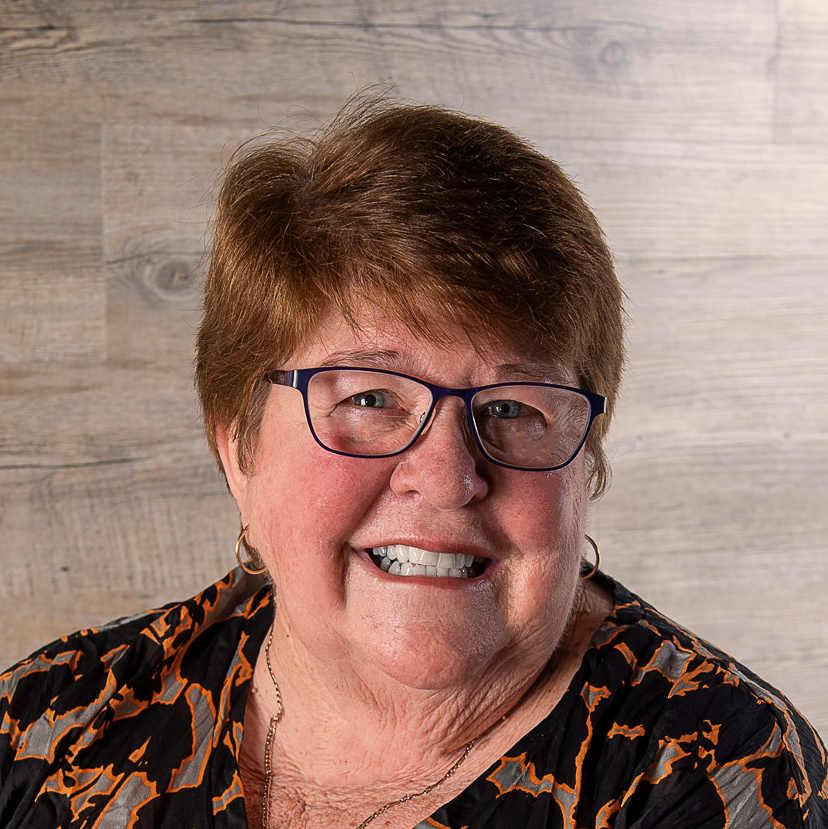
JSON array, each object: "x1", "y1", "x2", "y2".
[{"x1": 267, "y1": 370, "x2": 298, "y2": 388}]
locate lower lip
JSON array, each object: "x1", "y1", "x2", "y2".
[{"x1": 353, "y1": 547, "x2": 490, "y2": 588}]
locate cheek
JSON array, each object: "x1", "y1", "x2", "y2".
[
  {"x1": 503, "y1": 460, "x2": 586, "y2": 555},
  {"x1": 246, "y1": 431, "x2": 393, "y2": 556}
]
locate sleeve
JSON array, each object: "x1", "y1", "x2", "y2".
[
  {"x1": 607, "y1": 687, "x2": 828, "y2": 829},
  {"x1": 0, "y1": 645, "x2": 94, "y2": 828},
  {"x1": 0, "y1": 619, "x2": 154, "y2": 829}
]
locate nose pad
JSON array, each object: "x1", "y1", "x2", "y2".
[
  {"x1": 416, "y1": 405, "x2": 435, "y2": 436},
  {"x1": 417, "y1": 399, "x2": 473, "y2": 445}
]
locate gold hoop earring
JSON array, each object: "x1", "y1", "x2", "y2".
[
  {"x1": 235, "y1": 525, "x2": 267, "y2": 575},
  {"x1": 581, "y1": 535, "x2": 601, "y2": 580}
]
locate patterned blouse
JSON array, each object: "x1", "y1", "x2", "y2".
[{"x1": 1, "y1": 568, "x2": 826, "y2": 828}]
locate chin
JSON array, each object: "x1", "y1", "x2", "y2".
[{"x1": 355, "y1": 620, "x2": 514, "y2": 693}]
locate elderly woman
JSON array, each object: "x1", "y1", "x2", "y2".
[{"x1": 1, "y1": 100, "x2": 826, "y2": 829}]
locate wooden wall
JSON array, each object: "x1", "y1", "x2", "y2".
[{"x1": 1, "y1": 1, "x2": 826, "y2": 738}]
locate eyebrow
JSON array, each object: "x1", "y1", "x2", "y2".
[
  {"x1": 492, "y1": 362, "x2": 573, "y2": 384},
  {"x1": 315, "y1": 351, "x2": 572, "y2": 385},
  {"x1": 317, "y1": 349, "x2": 404, "y2": 369}
]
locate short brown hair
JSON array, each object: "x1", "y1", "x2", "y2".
[{"x1": 196, "y1": 97, "x2": 624, "y2": 496}]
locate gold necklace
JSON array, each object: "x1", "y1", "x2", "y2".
[{"x1": 261, "y1": 625, "x2": 476, "y2": 829}]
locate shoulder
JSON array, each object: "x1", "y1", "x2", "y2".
[
  {"x1": 0, "y1": 569, "x2": 271, "y2": 828},
  {"x1": 574, "y1": 575, "x2": 828, "y2": 827},
  {"x1": 1, "y1": 568, "x2": 270, "y2": 708},
  {"x1": 592, "y1": 576, "x2": 816, "y2": 731}
]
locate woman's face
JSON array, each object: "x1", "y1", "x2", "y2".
[{"x1": 219, "y1": 303, "x2": 588, "y2": 693}]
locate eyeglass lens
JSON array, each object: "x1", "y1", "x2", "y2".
[{"x1": 305, "y1": 369, "x2": 592, "y2": 469}]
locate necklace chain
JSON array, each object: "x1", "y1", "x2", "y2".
[
  {"x1": 262, "y1": 626, "x2": 283, "y2": 829},
  {"x1": 261, "y1": 625, "x2": 475, "y2": 829}
]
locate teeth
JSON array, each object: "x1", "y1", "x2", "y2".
[
  {"x1": 369, "y1": 545, "x2": 483, "y2": 579},
  {"x1": 375, "y1": 545, "x2": 475, "y2": 570}
]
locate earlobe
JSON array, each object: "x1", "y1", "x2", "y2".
[{"x1": 215, "y1": 423, "x2": 249, "y2": 507}]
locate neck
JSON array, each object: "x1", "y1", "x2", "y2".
[{"x1": 248, "y1": 581, "x2": 601, "y2": 791}]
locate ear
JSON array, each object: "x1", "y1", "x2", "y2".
[{"x1": 215, "y1": 422, "x2": 249, "y2": 509}]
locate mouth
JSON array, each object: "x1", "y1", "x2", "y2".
[{"x1": 367, "y1": 544, "x2": 486, "y2": 579}]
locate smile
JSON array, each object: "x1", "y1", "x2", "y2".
[{"x1": 368, "y1": 544, "x2": 484, "y2": 578}]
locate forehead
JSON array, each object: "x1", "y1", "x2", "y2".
[{"x1": 287, "y1": 303, "x2": 575, "y2": 386}]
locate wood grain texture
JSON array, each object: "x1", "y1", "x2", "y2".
[
  {"x1": 1, "y1": 0, "x2": 826, "y2": 740},
  {"x1": 0, "y1": 122, "x2": 104, "y2": 362},
  {"x1": 1, "y1": 2, "x2": 775, "y2": 140},
  {"x1": 538, "y1": 139, "x2": 828, "y2": 260},
  {"x1": 777, "y1": 0, "x2": 828, "y2": 143}
]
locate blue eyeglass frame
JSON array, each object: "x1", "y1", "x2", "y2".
[{"x1": 266, "y1": 366, "x2": 607, "y2": 472}]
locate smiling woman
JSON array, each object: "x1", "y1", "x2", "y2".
[{"x1": 1, "y1": 97, "x2": 826, "y2": 829}]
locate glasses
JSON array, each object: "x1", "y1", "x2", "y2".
[{"x1": 266, "y1": 367, "x2": 606, "y2": 472}]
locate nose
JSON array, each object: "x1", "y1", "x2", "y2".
[{"x1": 389, "y1": 398, "x2": 489, "y2": 509}]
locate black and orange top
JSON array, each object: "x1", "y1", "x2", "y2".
[{"x1": 1, "y1": 568, "x2": 826, "y2": 828}]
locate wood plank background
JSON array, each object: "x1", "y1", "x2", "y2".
[{"x1": 1, "y1": 0, "x2": 826, "y2": 738}]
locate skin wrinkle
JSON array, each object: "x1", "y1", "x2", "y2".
[
  {"x1": 219, "y1": 302, "x2": 604, "y2": 826},
  {"x1": 313, "y1": 348, "x2": 573, "y2": 386}
]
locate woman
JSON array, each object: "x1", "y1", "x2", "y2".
[{"x1": 1, "y1": 99, "x2": 826, "y2": 829}]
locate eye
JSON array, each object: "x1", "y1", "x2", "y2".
[
  {"x1": 484, "y1": 399, "x2": 524, "y2": 419},
  {"x1": 350, "y1": 390, "x2": 393, "y2": 409}
]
